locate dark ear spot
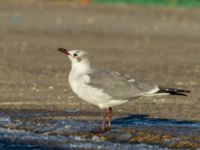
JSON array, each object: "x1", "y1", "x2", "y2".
[{"x1": 76, "y1": 57, "x2": 81, "y2": 62}]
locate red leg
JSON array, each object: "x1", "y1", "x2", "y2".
[
  {"x1": 108, "y1": 107, "x2": 112, "y2": 129},
  {"x1": 90, "y1": 108, "x2": 111, "y2": 134},
  {"x1": 101, "y1": 109, "x2": 107, "y2": 130}
]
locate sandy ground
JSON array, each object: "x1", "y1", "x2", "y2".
[{"x1": 0, "y1": 0, "x2": 200, "y2": 122}]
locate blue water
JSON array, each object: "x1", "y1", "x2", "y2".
[
  {"x1": 0, "y1": 127, "x2": 168, "y2": 150},
  {"x1": 0, "y1": 111, "x2": 200, "y2": 149}
]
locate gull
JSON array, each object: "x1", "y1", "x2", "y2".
[{"x1": 58, "y1": 48, "x2": 191, "y2": 132}]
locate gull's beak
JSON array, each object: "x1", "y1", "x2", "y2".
[{"x1": 57, "y1": 48, "x2": 70, "y2": 55}]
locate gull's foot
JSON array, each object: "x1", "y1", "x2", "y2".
[{"x1": 90, "y1": 127, "x2": 111, "y2": 134}]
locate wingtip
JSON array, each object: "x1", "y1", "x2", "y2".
[
  {"x1": 183, "y1": 89, "x2": 191, "y2": 93},
  {"x1": 187, "y1": 90, "x2": 191, "y2": 93}
]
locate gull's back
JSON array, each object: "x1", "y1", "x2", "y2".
[{"x1": 86, "y1": 70, "x2": 158, "y2": 100}]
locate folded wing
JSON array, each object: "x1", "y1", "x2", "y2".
[{"x1": 86, "y1": 70, "x2": 158, "y2": 100}]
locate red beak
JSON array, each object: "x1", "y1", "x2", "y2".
[{"x1": 57, "y1": 48, "x2": 70, "y2": 55}]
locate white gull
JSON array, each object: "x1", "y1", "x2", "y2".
[{"x1": 58, "y1": 48, "x2": 191, "y2": 132}]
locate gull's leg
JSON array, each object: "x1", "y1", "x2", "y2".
[
  {"x1": 90, "y1": 108, "x2": 110, "y2": 134},
  {"x1": 108, "y1": 107, "x2": 112, "y2": 129},
  {"x1": 101, "y1": 109, "x2": 107, "y2": 130}
]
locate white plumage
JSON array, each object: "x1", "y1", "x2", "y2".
[{"x1": 57, "y1": 48, "x2": 190, "y2": 132}]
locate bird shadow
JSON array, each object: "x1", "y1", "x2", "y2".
[{"x1": 112, "y1": 114, "x2": 200, "y2": 128}]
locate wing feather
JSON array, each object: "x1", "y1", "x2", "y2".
[{"x1": 86, "y1": 70, "x2": 158, "y2": 100}]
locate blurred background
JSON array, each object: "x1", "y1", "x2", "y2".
[
  {"x1": 0, "y1": 0, "x2": 200, "y2": 119},
  {"x1": 1, "y1": 0, "x2": 200, "y2": 149}
]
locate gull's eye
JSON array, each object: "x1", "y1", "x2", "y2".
[{"x1": 73, "y1": 53, "x2": 78, "y2": 57}]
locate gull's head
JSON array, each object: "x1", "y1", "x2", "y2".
[{"x1": 58, "y1": 48, "x2": 90, "y2": 68}]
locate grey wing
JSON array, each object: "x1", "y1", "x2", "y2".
[{"x1": 87, "y1": 70, "x2": 158, "y2": 100}]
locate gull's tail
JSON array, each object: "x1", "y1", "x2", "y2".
[{"x1": 156, "y1": 87, "x2": 191, "y2": 96}]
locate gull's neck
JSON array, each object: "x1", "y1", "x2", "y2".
[{"x1": 70, "y1": 59, "x2": 92, "y2": 77}]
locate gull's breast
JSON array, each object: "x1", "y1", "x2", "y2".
[
  {"x1": 69, "y1": 77, "x2": 112, "y2": 107},
  {"x1": 68, "y1": 73, "x2": 129, "y2": 109}
]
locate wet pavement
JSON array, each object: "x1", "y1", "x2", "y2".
[{"x1": 0, "y1": 110, "x2": 200, "y2": 149}]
